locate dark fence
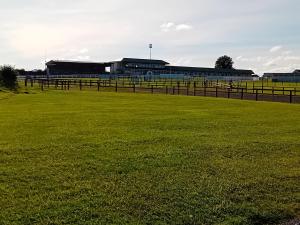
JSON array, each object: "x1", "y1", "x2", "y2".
[{"x1": 24, "y1": 79, "x2": 300, "y2": 104}]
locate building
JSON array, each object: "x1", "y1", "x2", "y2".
[
  {"x1": 252, "y1": 74, "x2": 260, "y2": 81},
  {"x1": 110, "y1": 58, "x2": 168, "y2": 75},
  {"x1": 46, "y1": 60, "x2": 111, "y2": 76},
  {"x1": 110, "y1": 58, "x2": 254, "y2": 80},
  {"x1": 46, "y1": 58, "x2": 254, "y2": 80},
  {"x1": 263, "y1": 70, "x2": 300, "y2": 82}
]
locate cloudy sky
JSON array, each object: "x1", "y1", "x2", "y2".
[{"x1": 0, "y1": 0, "x2": 299, "y2": 74}]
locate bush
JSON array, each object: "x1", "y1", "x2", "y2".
[{"x1": 0, "y1": 65, "x2": 18, "y2": 90}]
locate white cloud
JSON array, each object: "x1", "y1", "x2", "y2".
[
  {"x1": 8, "y1": 24, "x2": 68, "y2": 57},
  {"x1": 282, "y1": 50, "x2": 292, "y2": 55},
  {"x1": 172, "y1": 57, "x2": 193, "y2": 66},
  {"x1": 283, "y1": 56, "x2": 300, "y2": 61},
  {"x1": 175, "y1": 24, "x2": 193, "y2": 31},
  {"x1": 75, "y1": 55, "x2": 91, "y2": 61},
  {"x1": 264, "y1": 60, "x2": 277, "y2": 67},
  {"x1": 160, "y1": 22, "x2": 192, "y2": 32},
  {"x1": 160, "y1": 22, "x2": 175, "y2": 32},
  {"x1": 270, "y1": 45, "x2": 283, "y2": 53},
  {"x1": 236, "y1": 55, "x2": 266, "y2": 62},
  {"x1": 235, "y1": 49, "x2": 300, "y2": 74},
  {"x1": 79, "y1": 48, "x2": 89, "y2": 54}
]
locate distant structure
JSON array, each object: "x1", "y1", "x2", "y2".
[
  {"x1": 46, "y1": 58, "x2": 254, "y2": 80},
  {"x1": 110, "y1": 58, "x2": 254, "y2": 80},
  {"x1": 46, "y1": 60, "x2": 111, "y2": 76},
  {"x1": 263, "y1": 70, "x2": 300, "y2": 82},
  {"x1": 17, "y1": 69, "x2": 46, "y2": 76},
  {"x1": 110, "y1": 58, "x2": 168, "y2": 75}
]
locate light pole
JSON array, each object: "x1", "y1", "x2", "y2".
[{"x1": 149, "y1": 44, "x2": 152, "y2": 60}]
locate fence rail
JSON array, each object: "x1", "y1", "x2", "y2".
[{"x1": 24, "y1": 79, "x2": 300, "y2": 104}]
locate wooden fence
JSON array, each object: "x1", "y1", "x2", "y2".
[{"x1": 25, "y1": 79, "x2": 300, "y2": 104}]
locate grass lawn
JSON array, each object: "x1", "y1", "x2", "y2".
[
  {"x1": 0, "y1": 90, "x2": 299, "y2": 225},
  {"x1": 233, "y1": 81, "x2": 300, "y2": 91}
]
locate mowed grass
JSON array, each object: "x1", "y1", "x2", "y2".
[{"x1": 0, "y1": 90, "x2": 299, "y2": 225}]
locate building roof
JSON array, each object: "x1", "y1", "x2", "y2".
[
  {"x1": 167, "y1": 65, "x2": 254, "y2": 74},
  {"x1": 46, "y1": 60, "x2": 111, "y2": 66},
  {"x1": 265, "y1": 73, "x2": 300, "y2": 77},
  {"x1": 264, "y1": 71, "x2": 300, "y2": 77},
  {"x1": 120, "y1": 58, "x2": 169, "y2": 65}
]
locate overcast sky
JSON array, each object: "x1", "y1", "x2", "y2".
[{"x1": 0, "y1": 0, "x2": 300, "y2": 74}]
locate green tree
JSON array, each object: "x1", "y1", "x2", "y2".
[
  {"x1": 215, "y1": 55, "x2": 234, "y2": 69},
  {"x1": 0, "y1": 65, "x2": 19, "y2": 89}
]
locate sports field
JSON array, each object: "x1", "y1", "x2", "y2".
[{"x1": 0, "y1": 89, "x2": 299, "y2": 224}]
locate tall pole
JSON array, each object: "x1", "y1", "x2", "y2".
[{"x1": 149, "y1": 44, "x2": 152, "y2": 60}]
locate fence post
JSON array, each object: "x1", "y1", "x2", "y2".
[
  {"x1": 204, "y1": 86, "x2": 207, "y2": 97},
  {"x1": 216, "y1": 87, "x2": 218, "y2": 98},
  {"x1": 25, "y1": 78, "x2": 28, "y2": 87},
  {"x1": 61, "y1": 81, "x2": 64, "y2": 90},
  {"x1": 115, "y1": 82, "x2": 118, "y2": 92},
  {"x1": 166, "y1": 86, "x2": 168, "y2": 95},
  {"x1": 151, "y1": 85, "x2": 154, "y2": 94},
  {"x1": 41, "y1": 80, "x2": 44, "y2": 91},
  {"x1": 290, "y1": 90, "x2": 293, "y2": 103},
  {"x1": 186, "y1": 86, "x2": 189, "y2": 96},
  {"x1": 31, "y1": 79, "x2": 33, "y2": 87},
  {"x1": 133, "y1": 83, "x2": 136, "y2": 93},
  {"x1": 227, "y1": 88, "x2": 230, "y2": 99},
  {"x1": 172, "y1": 86, "x2": 175, "y2": 95},
  {"x1": 97, "y1": 81, "x2": 100, "y2": 92},
  {"x1": 177, "y1": 82, "x2": 180, "y2": 95},
  {"x1": 256, "y1": 89, "x2": 258, "y2": 101},
  {"x1": 241, "y1": 88, "x2": 244, "y2": 100},
  {"x1": 80, "y1": 80, "x2": 82, "y2": 90}
]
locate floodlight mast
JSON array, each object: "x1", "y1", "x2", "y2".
[{"x1": 149, "y1": 44, "x2": 152, "y2": 60}]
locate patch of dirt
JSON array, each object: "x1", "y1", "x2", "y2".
[{"x1": 280, "y1": 218, "x2": 300, "y2": 225}]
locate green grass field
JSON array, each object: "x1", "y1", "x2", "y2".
[{"x1": 0, "y1": 89, "x2": 299, "y2": 225}]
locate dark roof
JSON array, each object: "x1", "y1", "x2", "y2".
[
  {"x1": 120, "y1": 58, "x2": 169, "y2": 65},
  {"x1": 167, "y1": 65, "x2": 254, "y2": 74},
  {"x1": 264, "y1": 69, "x2": 300, "y2": 76},
  {"x1": 46, "y1": 60, "x2": 111, "y2": 66},
  {"x1": 264, "y1": 72, "x2": 300, "y2": 77}
]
